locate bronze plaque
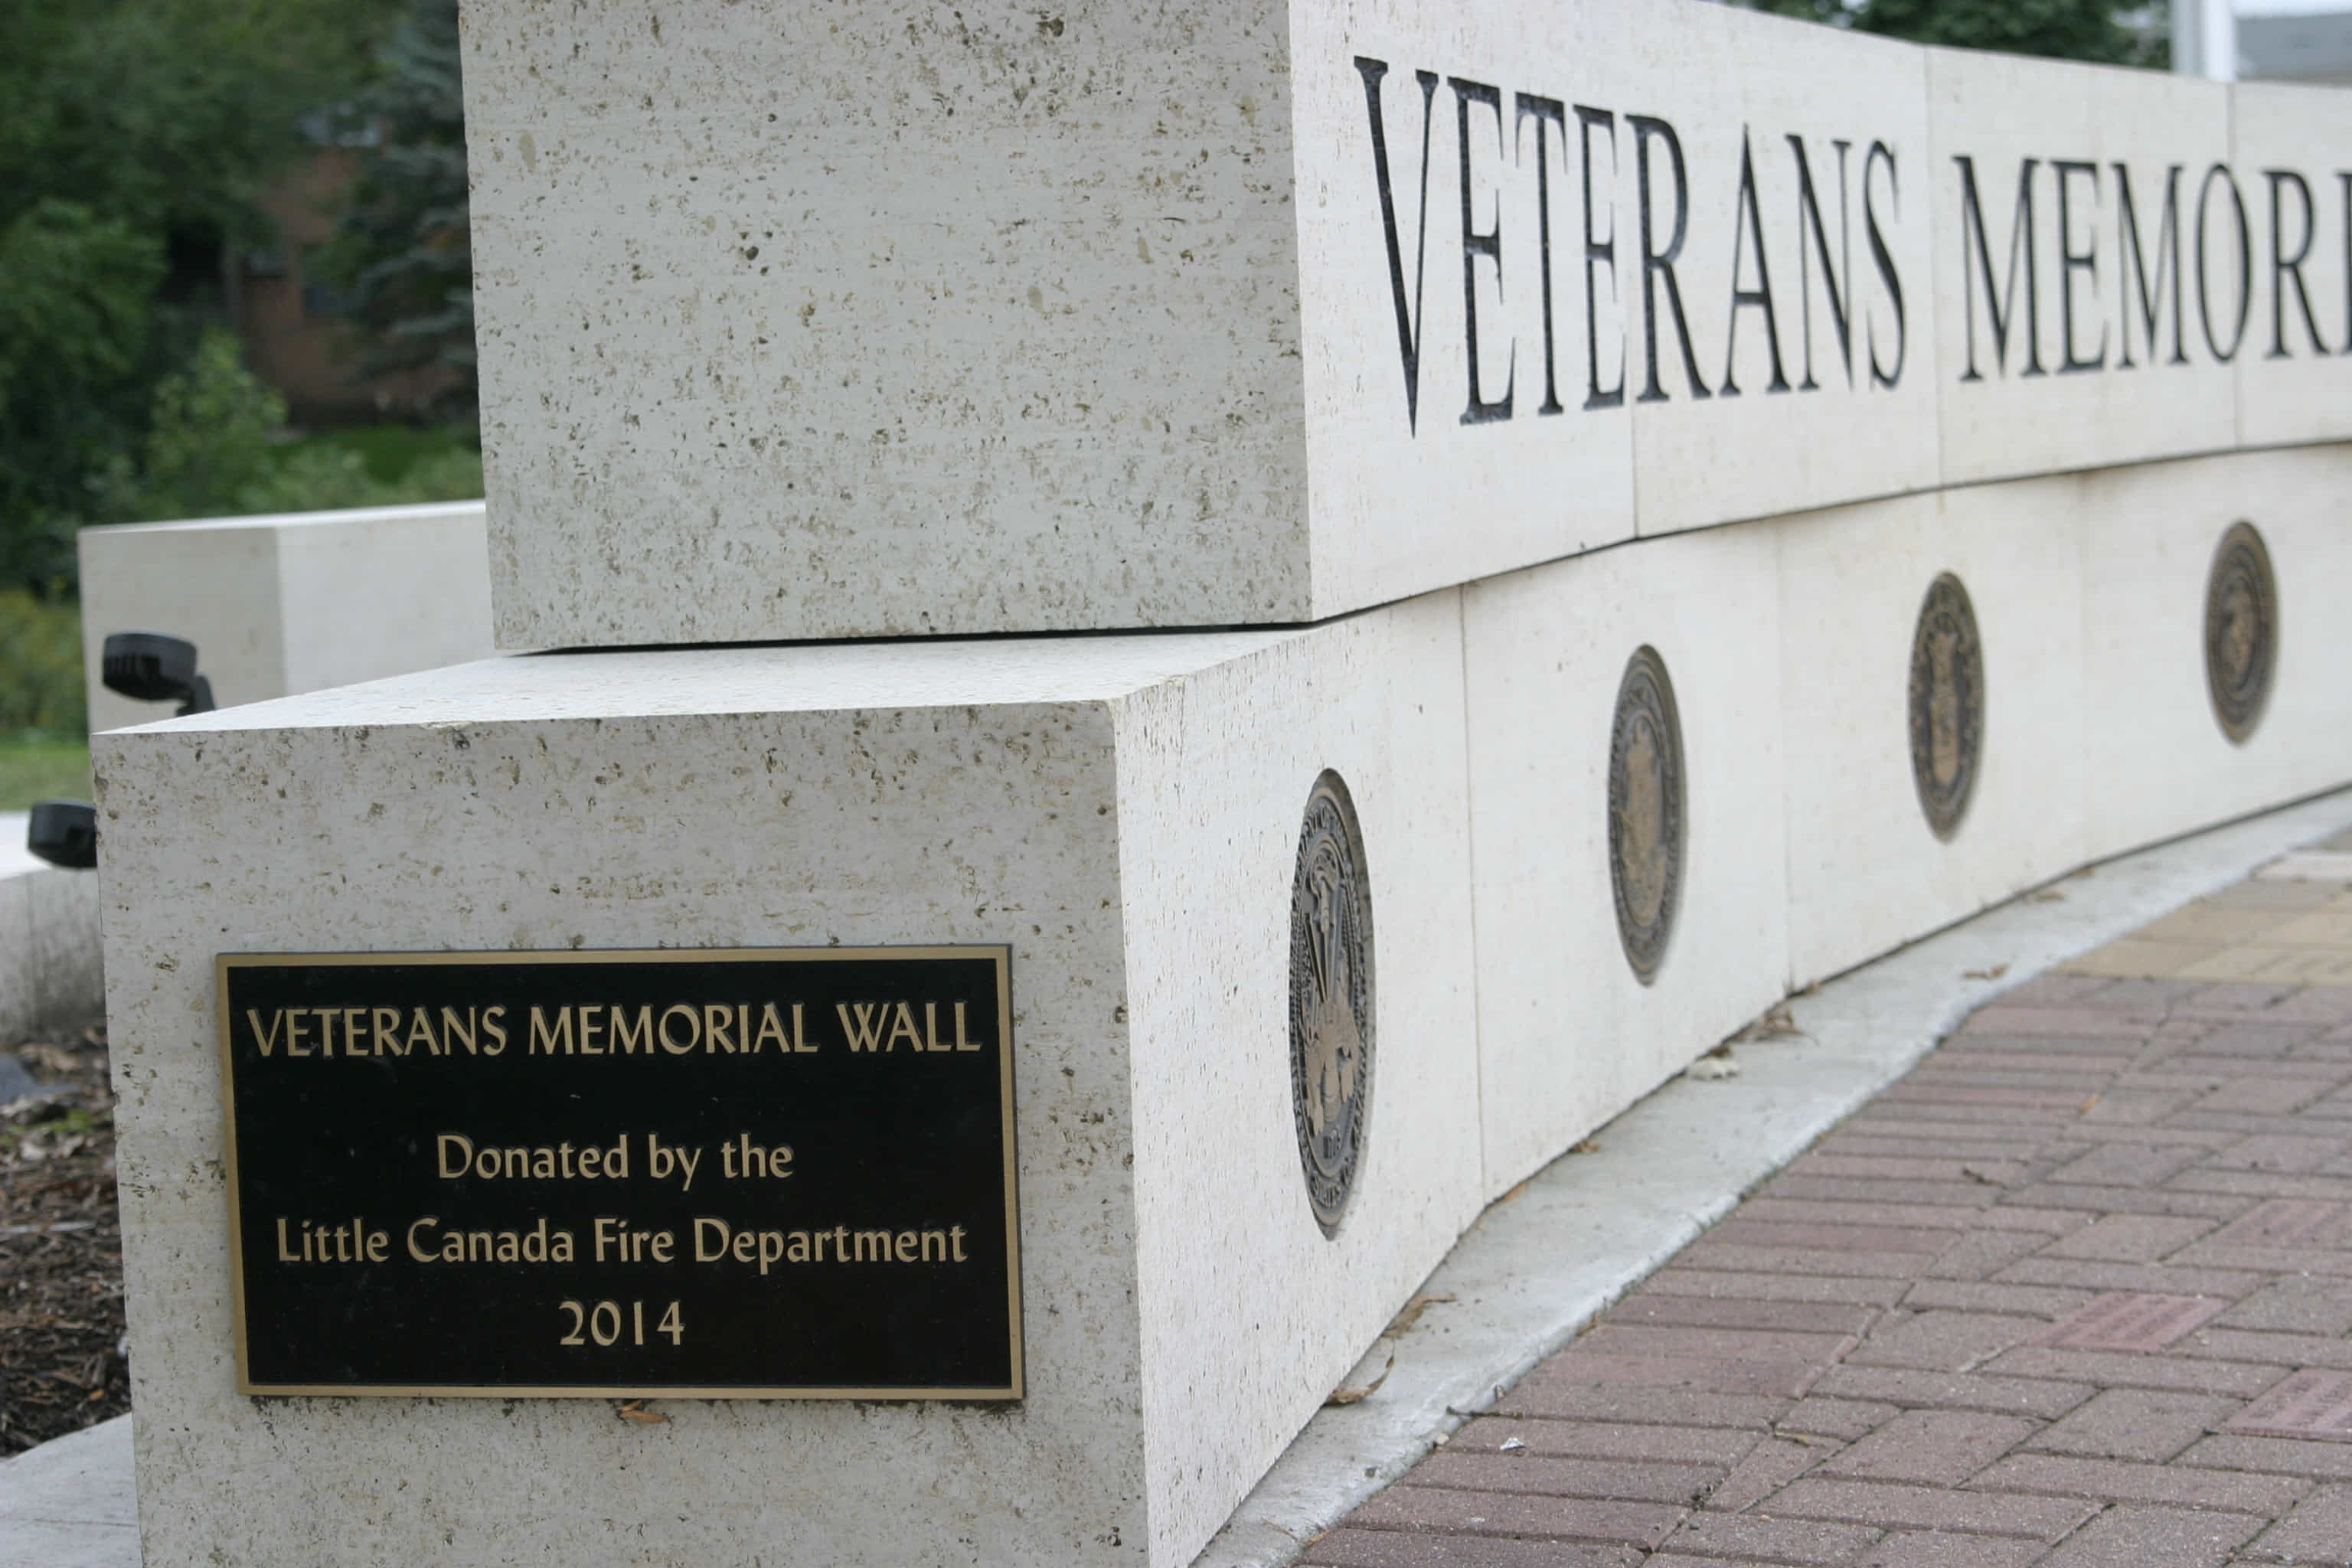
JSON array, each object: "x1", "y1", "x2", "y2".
[
  {"x1": 1609, "y1": 646, "x2": 1684, "y2": 985},
  {"x1": 1290, "y1": 770, "x2": 1374, "y2": 1236},
  {"x1": 215, "y1": 946, "x2": 1020, "y2": 1400},
  {"x1": 2205, "y1": 520, "x2": 2278, "y2": 744},
  {"x1": 1909, "y1": 573, "x2": 1984, "y2": 841}
]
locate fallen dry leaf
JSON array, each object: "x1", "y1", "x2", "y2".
[
  {"x1": 1382, "y1": 1292, "x2": 1457, "y2": 1338},
  {"x1": 1327, "y1": 1352, "x2": 1395, "y2": 1407}
]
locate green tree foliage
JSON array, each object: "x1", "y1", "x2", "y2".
[
  {"x1": 0, "y1": 203, "x2": 165, "y2": 586},
  {"x1": 0, "y1": 591, "x2": 90, "y2": 733},
  {"x1": 325, "y1": 0, "x2": 475, "y2": 413},
  {"x1": 0, "y1": 0, "x2": 399, "y2": 593},
  {"x1": 89, "y1": 329, "x2": 483, "y2": 526},
  {"x1": 0, "y1": 0, "x2": 387, "y2": 242},
  {"x1": 1744, "y1": 0, "x2": 2165, "y2": 67}
]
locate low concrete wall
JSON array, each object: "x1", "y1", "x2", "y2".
[
  {"x1": 77, "y1": 501, "x2": 495, "y2": 734},
  {"x1": 0, "y1": 815, "x2": 103, "y2": 1040}
]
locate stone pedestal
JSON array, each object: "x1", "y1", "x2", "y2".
[{"x1": 96, "y1": 606, "x2": 1478, "y2": 1566}]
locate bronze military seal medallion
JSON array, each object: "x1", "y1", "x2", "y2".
[
  {"x1": 1289, "y1": 770, "x2": 1374, "y2": 1236},
  {"x1": 1608, "y1": 647, "x2": 1684, "y2": 986},
  {"x1": 2205, "y1": 521, "x2": 2277, "y2": 745},
  {"x1": 1909, "y1": 572, "x2": 1984, "y2": 841}
]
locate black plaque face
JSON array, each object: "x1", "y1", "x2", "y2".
[
  {"x1": 214, "y1": 946, "x2": 1019, "y2": 1400},
  {"x1": 1909, "y1": 572, "x2": 1985, "y2": 841},
  {"x1": 1609, "y1": 646, "x2": 1684, "y2": 986},
  {"x1": 2205, "y1": 521, "x2": 2278, "y2": 745},
  {"x1": 1290, "y1": 771, "x2": 1374, "y2": 1237}
]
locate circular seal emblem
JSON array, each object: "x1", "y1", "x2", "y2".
[
  {"x1": 1908, "y1": 572, "x2": 1985, "y2": 841},
  {"x1": 1289, "y1": 770, "x2": 1374, "y2": 1237},
  {"x1": 2205, "y1": 521, "x2": 2278, "y2": 745},
  {"x1": 1608, "y1": 647, "x2": 1684, "y2": 986}
]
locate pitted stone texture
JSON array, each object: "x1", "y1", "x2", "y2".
[
  {"x1": 94, "y1": 608, "x2": 1480, "y2": 1568},
  {"x1": 462, "y1": 0, "x2": 2352, "y2": 648}
]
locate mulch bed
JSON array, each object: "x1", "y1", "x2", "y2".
[{"x1": 0, "y1": 1021, "x2": 129, "y2": 1458}]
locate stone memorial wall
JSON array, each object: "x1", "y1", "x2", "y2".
[
  {"x1": 473, "y1": 1, "x2": 2352, "y2": 644},
  {"x1": 90, "y1": 2, "x2": 2352, "y2": 1566}
]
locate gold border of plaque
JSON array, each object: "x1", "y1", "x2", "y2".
[{"x1": 214, "y1": 945, "x2": 1023, "y2": 1402}]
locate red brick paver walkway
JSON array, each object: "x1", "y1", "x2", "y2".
[{"x1": 1306, "y1": 870, "x2": 2352, "y2": 1568}]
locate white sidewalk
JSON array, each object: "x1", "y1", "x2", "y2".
[{"x1": 0, "y1": 1415, "x2": 134, "y2": 1568}]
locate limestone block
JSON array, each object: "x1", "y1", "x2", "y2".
[
  {"x1": 466, "y1": 0, "x2": 1312, "y2": 645},
  {"x1": 2229, "y1": 82, "x2": 2352, "y2": 447},
  {"x1": 1778, "y1": 485, "x2": 2089, "y2": 988},
  {"x1": 91, "y1": 603, "x2": 1479, "y2": 1568},
  {"x1": 1928, "y1": 51, "x2": 2238, "y2": 485},
  {"x1": 462, "y1": 0, "x2": 2352, "y2": 648},
  {"x1": 0, "y1": 817, "x2": 106, "y2": 1040},
  {"x1": 1292, "y1": 0, "x2": 1645, "y2": 612},
  {"x1": 2079, "y1": 446, "x2": 2352, "y2": 857},
  {"x1": 1602, "y1": 6, "x2": 1938, "y2": 535},
  {"x1": 26, "y1": 865, "x2": 103, "y2": 1033},
  {"x1": 0, "y1": 865, "x2": 30, "y2": 1044},
  {"x1": 77, "y1": 503, "x2": 493, "y2": 733},
  {"x1": 465, "y1": 0, "x2": 1950, "y2": 646},
  {"x1": 1461, "y1": 525, "x2": 1789, "y2": 1200}
]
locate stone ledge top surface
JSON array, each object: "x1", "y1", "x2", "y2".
[{"x1": 90, "y1": 628, "x2": 1312, "y2": 738}]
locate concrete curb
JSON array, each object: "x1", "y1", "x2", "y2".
[
  {"x1": 0, "y1": 1413, "x2": 136, "y2": 1568},
  {"x1": 1191, "y1": 782, "x2": 2352, "y2": 1567}
]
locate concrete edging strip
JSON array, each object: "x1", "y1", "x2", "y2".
[{"x1": 1193, "y1": 781, "x2": 2352, "y2": 1568}]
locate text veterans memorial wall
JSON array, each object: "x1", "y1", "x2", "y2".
[
  {"x1": 472, "y1": 0, "x2": 2352, "y2": 645},
  {"x1": 216, "y1": 948, "x2": 1018, "y2": 1397}
]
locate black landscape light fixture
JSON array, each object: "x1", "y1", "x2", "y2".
[
  {"x1": 102, "y1": 631, "x2": 214, "y2": 716},
  {"x1": 27, "y1": 800, "x2": 97, "y2": 871}
]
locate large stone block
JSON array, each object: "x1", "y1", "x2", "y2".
[
  {"x1": 2079, "y1": 445, "x2": 2352, "y2": 854},
  {"x1": 2230, "y1": 81, "x2": 2352, "y2": 448},
  {"x1": 466, "y1": 0, "x2": 2352, "y2": 649},
  {"x1": 1778, "y1": 484, "x2": 2090, "y2": 988},
  {"x1": 1927, "y1": 50, "x2": 2237, "y2": 485},
  {"x1": 1462, "y1": 525, "x2": 1789, "y2": 1200},
  {"x1": 77, "y1": 503, "x2": 494, "y2": 733},
  {"x1": 93, "y1": 602, "x2": 1479, "y2": 1567},
  {"x1": 1604, "y1": 7, "x2": 1938, "y2": 536},
  {"x1": 0, "y1": 824, "x2": 105, "y2": 1038}
]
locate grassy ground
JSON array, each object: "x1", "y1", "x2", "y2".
[{"x1": 0, "y1": 735, "x2": 92, "y2": 811}]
